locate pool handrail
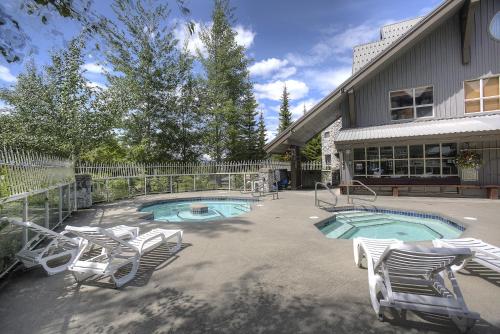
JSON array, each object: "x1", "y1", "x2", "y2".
[
  {"x1": 347, "y1": 180, "x2": 377, "y2": 204},
  {"x1": 314, "y1": 182, "x2": 338, "y2": 208}
]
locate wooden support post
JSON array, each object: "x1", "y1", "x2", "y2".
[
  {"x1": 460, "y1": 0, "x2": 480, "y2": 65},
  {"x1": 290, "y1": 145, "x2": 302, "y2": 190},
  {"x1": 487, "y1": 187, "x2": 498, "y2": 200}
]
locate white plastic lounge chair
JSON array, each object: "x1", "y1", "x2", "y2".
[
  {"x1": 353, "y1": 237, "x2": 403, "y2": 268},
  {"x1": 65, "y1": 226, "x2": 183, "y2": 288},
  {"x1": 433, "y1": 238, "x2": 500, "y2": 272},
  {"x1": 354, "y1": 238, "x2": 479, "y2": 332},
  {"x1": 8, "y1": 220, "x2": 139, "y2": 276}
]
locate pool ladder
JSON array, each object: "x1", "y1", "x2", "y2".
[{"x1": 314, "y1": 182, "x2": 338, "y2": 208}]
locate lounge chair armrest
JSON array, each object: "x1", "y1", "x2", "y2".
[{"x1": 138, "y1": 233, "x2": 167, "y2": 253}]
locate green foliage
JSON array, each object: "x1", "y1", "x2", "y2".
[
  {"x1": 0, "y1": 39, "x2": 116, "y2": 159},
  {"x1": 199, "y1": 0, "x2": 257, "y2": 161},
  {"x1": 278, "y1": 85, "x2": 292, "y2": 133},
  {"x1": 255, "y1": 111, "x2": 267, "y2": 159},
  {"x1": 301, "y1": 134, "x2": 322, "y2": 162},
  {"x1": 0, "y1": 166, "x2": 9, "y2": 199},
  {"x1": 456, "y1": 150, "x2": 482, "y2": 169}
]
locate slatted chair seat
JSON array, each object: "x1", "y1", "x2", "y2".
[
  {"x1": 353, "y1": 238, "x2": 480, "y2": 333},
  {"x1": 65, "y1": 226, "x2": 183, "y2": 288},
  {"x1": 5, "y1": 220, "x2": 139, "y2": 276},
  {"x1": 433, "y1": 238, "x2": 500, "y2": 272}
]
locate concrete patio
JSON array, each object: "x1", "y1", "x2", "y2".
[{"x1": 0, "y1": 190, "x2": 499, "y2": 334}]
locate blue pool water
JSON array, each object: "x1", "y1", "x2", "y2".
[
  {"x1": 139, "y1": 198, "x2": 253, "y2": 222},
  {"x1": 319, "y1": 210, "x2": 462, "y2": 241}
]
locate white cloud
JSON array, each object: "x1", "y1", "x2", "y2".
[
  {"x1": 290, "y1": 98, "x2": 320, "y2": 118},
  {"x1": 174, "y1": 21, "x2": 255, "y2": 57},
  {"x1": 304, "y1": 66, "x2": 352, "y2": 94},
  {"x1": 254, "y1": 79, "x2": 309, "y2": 101},
  {"x1": 82, "y1": 62, "x2": 108, "y2": 74},
  {"x1": 234, "y1": 24, "x2": 255, "y2": 48},
  {"x1": 286, "y1": 22, "x2": 380, "y2": 67},
  {"x1": 273, "y1": 66, "x2": 296, "y2": 80},
  {"x1": 0, "y1": 65, "x2": 17, "y2": 83},
  {"x1": 249, "y1": 58, "x2": 288, "y2": 77}
]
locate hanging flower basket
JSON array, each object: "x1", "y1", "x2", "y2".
[{"x1": 455, "y1": 150, "x2": 482, "y2": 169}]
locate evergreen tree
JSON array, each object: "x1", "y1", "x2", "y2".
[
  {"x1": 101, "y1": 0, "x2": 180, "y2": 163},
  {"x1": 301, "y1": 134, "x2": 322, "y2": 161},
  {"x1": 0, "y1": 39, "x2": 115, "y2": 159},
  {"x1": 199, "y1": 0, "x2": 254, "y2": 161},
  {"x1": 278, "y1": 84, "x2": 292, "y2": 133},
  {"x1": 240, "y1": 87, "x2": 259, "y2": 159},
  {"x1": 256, "y1": 111, "x2": 267, "y2": 159}
]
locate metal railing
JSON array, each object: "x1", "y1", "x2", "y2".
[
  {"x1": 314, "y1": 182, "x2": 338, "y2": 208},
  {"x1": 346, "y1": 179, "x2": 377, "y2": 204}
]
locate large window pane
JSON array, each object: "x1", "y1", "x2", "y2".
[
  {"x1": 367, "y1": 161, "x2": 379, "y2": 175},
  {"x1": 353, "y1": 148, "x2": 365, "y2": 160},
  {"x1": 441, "y1": 143, "x2": 457, "y2": 157},
  {"x1": 390, "y1": 89, "x2": 413, "y2": 108},
  {"x1": 391, "y1": 107, "x2": 413, "y2": 120},
  {"x1": 465, "y1": 100, "x2": 481, "y2": 113},
  {"x1": 354, "y1": 161, "x2": 366, "y2": 175},
  {"x1": 415, "y1": 86, "x2": 433, "y2": 105},
  {"x1": 380, "y1": 146, "x2": 393, "y2": 159},
  {"x1": 395, "y1": 160, "x2": 408, "y2": 175},
  {"x1": 464, "y1": 80, "x2": 480, "y2": 99},
  {"x1": 484, "y1": 97, "x2": 500, "y2": 111},
  {"x1": 410, "y1": 145, "x2": 423, "y2": 158},
  {"x1": 483, "y1": 77, "x2": 499, "y2": 97},
  {"x1": 394, "y1": 146, "x2": 408, "y2": 159},
  {"x1": 410, "y1": 159, "x2": 424, "y2": 174},
  {"x1": 442, "y1": 159, "x2": 458, "y2": 175},
  {"x1": 366, "y1": 147, "x2": 379, "y2": 160},
  {"x1": 425, "y1": 144, "x2": 440, "y2": 158},
  {"x1": 416, "y1": 106, "x2": 433, "y2": 118},
  {"x1": 425, "y1": 159, "x2": 440, "y2": 175},
  {"x1": 380, "y1": 160, "x2": 393, "y2": 175}
]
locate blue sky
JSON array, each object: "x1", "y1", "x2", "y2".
[{"x1": 0, "y1": 0, "x2": 442, "y2": 141}]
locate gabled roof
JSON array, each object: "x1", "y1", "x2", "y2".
[
  {"x1": 335, "y1": 114, "x2": 500, "y2": 146},
  {"x1": 265, "y1": 0, "x2": 466, "y2": 154}
]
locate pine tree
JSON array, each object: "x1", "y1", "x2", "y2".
[
  {"x1": 256, "y1": 111, "x2": 267, "y2": 159},
  {"x1": 278, "y1": 84, "x2": 292, "y2": 133},
  {"x1": 301, "y1": 134, "x2": 322, "y2": 161},
  {"x1": 101, "y1": 0, "x2": 180, "y2": 163},
  {"x1": 199, "y1": 0, "x2": 254, "y2": 161},
  {"x1": 240, "y1": 87, "x2": 259, "y2": 159}
]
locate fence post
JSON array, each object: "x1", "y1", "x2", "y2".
[
  {"x1": 228, "y1": 173, "x2": 231, "y2": 191},
  {"x1": 243, "y1": 174, "x2": 247, "y2": 192},
  {"x1": 67, "y1": 185, "x2": 71, "y2": 217},
  {"x1": 193, "y1": 175, "x2": 196, "y2": 192},
  {"x1": 73, "y1": 182, "x2": 77, "y2": 211},
  {"x1": 22, "y1": 197, "x2": 28, "y2": 245},
  {"x1": 58, "y1": 185, "x2": 63, "y2": 225},
  {"x1": 127, "y1": 177, "x2": 131, "y2": 198},
  {"x1": 45, "y1": 190, "x2": 49, "y2": 228},
  {"x1": 170, "y1": 176, "x2": 173, "y2": 193},
  {"x1": 105, "y1": 179, "x2": 109, "y2": 202},
  {"x1": 144, "y1": 176, "x2": 147, "y2": 196}
]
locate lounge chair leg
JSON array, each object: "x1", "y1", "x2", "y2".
[
  {"x1": 112, "y1": 258, "x2": 139, "y2": 288},
  {"x1": 452, "y1": 316, "x2": 476, "y2": 333},
  {"x1": 41, "y1": 249, "x2": 78, "y2": 276},
  {"x1": 353, "y1": 239, "x2": 364, "y2": 268}
]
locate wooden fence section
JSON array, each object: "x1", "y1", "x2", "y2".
[{"x1": 0, "y1": 148, "x2": 75, "y2": 200}]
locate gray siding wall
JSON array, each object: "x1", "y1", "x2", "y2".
[
  {"x1": 470, "y1": 139, "x2": 500, "y2": 185},
  {"x1": 354, "y1": 0, "x2": 500, "y2": 128}
]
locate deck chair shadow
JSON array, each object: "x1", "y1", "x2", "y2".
[
  {"x1": 65, "y1": 226, "x2": 183, "y2": 288},
  {"x1": 353, "y1": 237, "x2": 480, "y2": 333},
  {"x1": 6, "y1": 219, "x2": 138, "y2": 276}
]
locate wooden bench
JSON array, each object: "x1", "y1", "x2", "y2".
[{"x1": 340, "y1": 183, "x2": 500, "y2": 199}]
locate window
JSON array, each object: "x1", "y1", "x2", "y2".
[
  {"x1": 390, "y1": 86, "x2": 434, "y2": 121},
  {"x1": 465, "y1": 76, "x2": 500, "y2": 113},
  {"x1": 490, "y1": 12, "x2": 500, "y2": 41},
  {"x1": 324, "y1": 154, "x2": 331, "y2": 165},
  {"x1": 324, "y1": 131, "x2": 330, "y2": 138},
  {"x1": 350, "y1": 143, "x2": 458, "y2": 178}
]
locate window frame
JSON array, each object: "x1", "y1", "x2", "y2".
[
  {"x1": 351, "y1": 142, "x2": 458, "y2": 178},
  {"x1": 389, "y1": 85, "x2": 435, "y2": 122},
  {"x1": 464, "y1": 75, "x2": 500, "y2": 115}
]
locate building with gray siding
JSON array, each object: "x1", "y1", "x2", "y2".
[{"x1": 266, "y1": 0, "x2": 500, "y2": 197}]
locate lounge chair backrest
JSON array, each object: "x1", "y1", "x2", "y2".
[
  {"x1": 375, "y1": 244, "x2": 472, "y2": 278},
  {"x1": 8, "y1": 220, "x2": 78, "y2": 246},
  {"x1": 65, "y1": 225, "x2": 137, "y2": 254}
]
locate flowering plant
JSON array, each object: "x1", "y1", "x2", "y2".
[{"x1": 455, "y1": 150, "x2": 482, "y2": 169}]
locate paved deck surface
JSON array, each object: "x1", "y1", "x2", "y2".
[{"x1": 1, "y1": 190, "x2": 500, "y2": 334}]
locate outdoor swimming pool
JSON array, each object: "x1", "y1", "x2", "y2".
[
  {"x1": 139, "y1": 197, "x2": 255, "y2": 222},
  {"x1": 317, "y1": 209, "x2": 463, "y2": 241}
]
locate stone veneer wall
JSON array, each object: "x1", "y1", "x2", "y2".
[{"x1": 321, "y1": 118, "x2": 341, "y2": 170}]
